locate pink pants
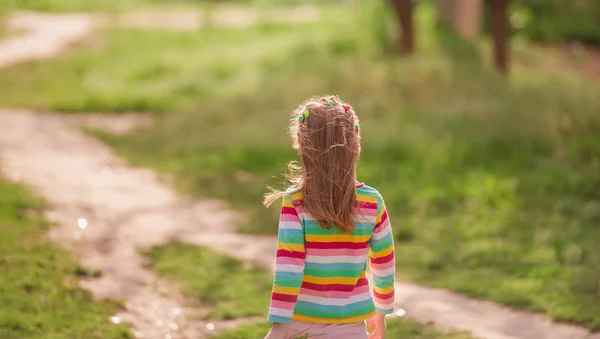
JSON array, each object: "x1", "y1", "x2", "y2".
[{"x1": 265, "y1": 320, "x2": 369, "y2": 339}]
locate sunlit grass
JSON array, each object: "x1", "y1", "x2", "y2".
[
  {"x1": 0, "y1": 176, "x2": 132, "y2": 339},
  {"x1": 146, "y1": 242, "x2": 474, "y2": 338},
  {"x1": 1, "y1": 0, "x2": 144, "y2": 12},
  {"x1": 144, "y1": 242, "x2": 272, "y2": 320},
  {"x1": 210, "y1": 319, "x2": 473, "y2": 339},
  {"x1": 0, "y1": 22, "x2": 319, "y2": 113},
  {"x1": 0, "y1": 0, "x2": 340, "y2": 13}
]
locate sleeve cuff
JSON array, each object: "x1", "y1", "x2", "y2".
[
  {"x1": 375, "y1": 306, "x2": 395, "y2": 315},
  {"x1": 268, "y1": 314, "x2": 293, "y2": 324}
]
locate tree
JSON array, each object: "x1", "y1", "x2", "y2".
[
  {"x1": 489, "y1": 0, "x2": 510, "y2": 73},
  {"x1": 436, "y1": 0, "x2": 483, "y2": 42},
  {"x1": 388, "y1": 0, "x2": 510, "y2": 73},
  {"x1": 388, "y1": 0, "x2": 415, "y2": 55}
]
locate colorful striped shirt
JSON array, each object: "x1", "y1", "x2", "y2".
[{"x1": 267, "y1": 183, "x2": 395, "y2": 325}]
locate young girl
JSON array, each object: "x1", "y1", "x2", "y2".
[{"x1": 263, "y1": 96, "x2": 395, "y2": 339}]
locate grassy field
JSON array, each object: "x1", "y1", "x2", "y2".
[
  {"x1": 210, "y1": 319, "x2": 472, "y2": 339},
  {"x1": 0, "y1": 0, "x2": 230, "y2": 13},
  {"x1": 147, "y1": 242, "x2": 472, "y2": 339},
  {"x1": 144, "y1": 242, "x2": 272, "y2": 320},
  {"x1": 0, "y1": 176, "x2": 131, "y2": 338},
  {"x1": 1, "y1": 0, "x2": 142, "y2": 12},
  {"x1": 0, "y1": 23, "x2": 314, "y2": 113},
  {"x1": 1, "y1": 0, "x2": 600, "y2": 330},
  {"x1": 0, "y1": 0, "x2": 338, "y2": 13}
]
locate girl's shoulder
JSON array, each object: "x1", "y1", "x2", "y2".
[
  {"x1": 356, "y1": 184, "x2": 388, "y2": 220},
  {"x1": 283, "y1": 185, "x2": 303, "y2": 201},
  {"x1": 285, "y1": 185, "x2": 299, "y2": 193},
  {"x1": 355, "y1": 183, "x2": 382, "y2": 198},
  {"x1": 356, "y1": 183, "x2": 386, "y2": 208}
]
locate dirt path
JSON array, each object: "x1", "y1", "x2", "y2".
[
  {"x1": 1, "y1": 8, "x2": 600, "y2": 339},
  {"x1": 63, "y1": 113, "x2": 154, "y2": 135},
  {"x1": 0, "y1": 109, "x2": 261, "y2": 338},
  {"x1": 2, "y1": 109, "x2": 600, "y2": 339},
  {"x1": 0, "y1": 6, "x2": 320, "y2": 68},
  {"x1": 0, "y1": 11, "x2": 94, "y2": 68},
  {"x1": 0, "y1": 9, "x2": 294, "y2": 339}
]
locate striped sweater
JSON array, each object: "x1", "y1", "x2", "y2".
[{"x1": 267, "y1": 183, "x2": 395, "y2": 325}]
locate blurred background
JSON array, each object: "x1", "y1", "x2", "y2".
[{"x1": 1, "y1": 0, "x2": 600, "y2": 338}]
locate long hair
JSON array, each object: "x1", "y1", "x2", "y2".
[{"x1": 264, "y1": 95, "x2": 361, "y2": 232}]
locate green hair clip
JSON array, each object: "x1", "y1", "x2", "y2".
[
  {"x1": 327, "y1": 100, "x2": 335, "y2": 106},
  {"x1": 298, "y1": 109, "x2": 310, "y2": 121},
  {"x1": 355, "y1": 123, "x2": 360, "y2": 130}
]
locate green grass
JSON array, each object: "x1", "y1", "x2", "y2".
[
  {"x1": 0, "y1": 23, "x2": 316, "y2": 113},
  {"x1": 0, "y1": 176, "x2": 132, "y2": 338},
  {"x1": 210, "y1": 319, "x2": 472, "y2": 339},
  {"x1": 2, "y1": 0, "x2": 600, "y2": 330},
  {"x1": 145, "y1": 242, "x2": 473, "y2": 338},
  {"x1": 0, "y1": 0, "x2": 338, "y2": 13},
  {"x1": 0, "y1": 0, "x2": 245, "y2": 13},
  {"x1": 1, "y1": 0, "x2": 142, "y2": 12},
  {"x1": 144, "y1": 242, "x2": 272, "y2": 320}
]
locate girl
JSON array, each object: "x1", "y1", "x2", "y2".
[{"x1": 263, "y1": 96, "x2": 396, "y2": 339}]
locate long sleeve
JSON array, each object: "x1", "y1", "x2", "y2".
[
  {"x1": 267, "y1": 194, "x2": 306, "y2": 324},
  {"x1": 368, "y1": 196, "x2": 395, "y2": 314}
]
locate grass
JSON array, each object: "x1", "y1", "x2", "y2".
[
  {"x1": 144, "y1": 242, "x2": 272, "y2": 320},
  {"x1": 0, "y1": 0, "x2": 237, "y2": 13},
  {"x1": 0, "y1": 23, "x2": 315, "y2": 113},
  {"x1": 210, "y1": 319, "x2": 472, "y2": 339},
  {"x1": 0, "y1": 0, "x2": 339, "y2": 13},
  {"x1": 146, "y1": 242, "x2": 473, "y2": 339},
  {"x1": 0, "y1": 176, "x2": 132, "y2": 338},
  {"x1": 1, "y1": 0, "x2": 600, "y2": 330},
  {"x1": 1, "y1": 0, "x2": 143, "y2": 12}
]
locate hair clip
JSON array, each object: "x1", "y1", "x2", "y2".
[
  {"x1": 343, "y1": 105, "x2": 351, "y2": 112},
  {"x1": 298, "y1": 109, "x2": 310, "y2": 121},
  {"x1": 355, "y1": 123, "x2": 360, "y2": 130},
  {"x1": 327, "y1": 100, "x2": 335, "y2": 106}
]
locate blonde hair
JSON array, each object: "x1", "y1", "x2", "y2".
[{"x1": 264, "y1": 95, "x2": 361, "y2": 232}]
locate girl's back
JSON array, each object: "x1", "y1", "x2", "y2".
[{"x1": 264, "y1": 96, "x2": 395, "y2": 339}]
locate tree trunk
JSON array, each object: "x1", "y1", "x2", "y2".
[
  {"x1": 455, "y1": 0, "x2": 483, "y2": 41},
  {"x1": 490, "y1": 0, "x2": 510, "y2": 73},
  {"x1": 437, "y1": 0, "x2": 483, "y2": 41},
  {"x1": 389, "y1": 0, "x2": 415, "y2": 55},
  {"x1": 436, "y1": 0, "x2": 455, "y2": 27}
]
